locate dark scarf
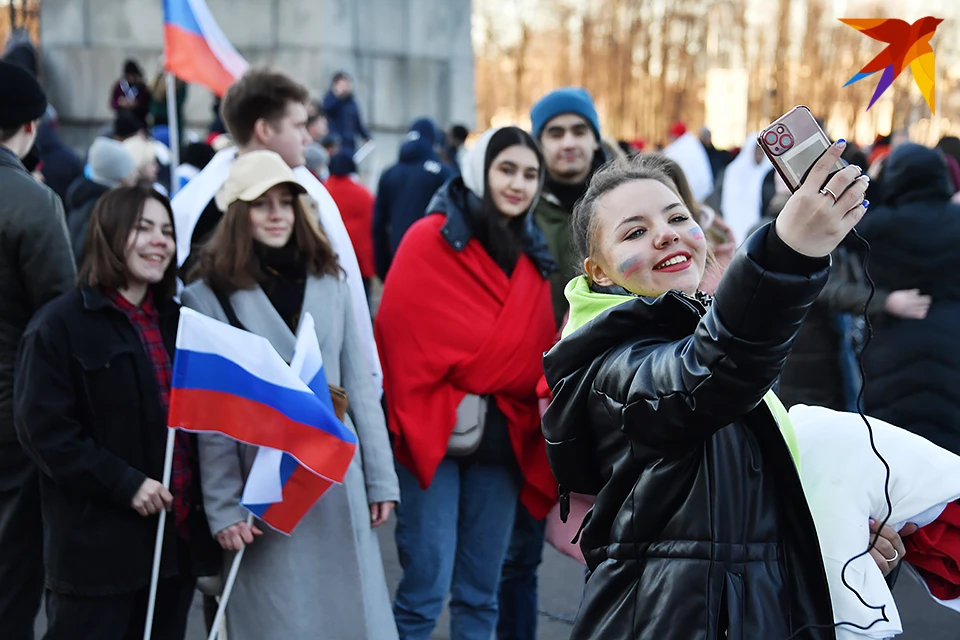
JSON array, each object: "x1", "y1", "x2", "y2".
[
  {"x1": 543, "y1": 173, "x2": 590, "y2": 213},
  {"x1": 255, "y1": 242, "x2": 307, "y2": 332}
]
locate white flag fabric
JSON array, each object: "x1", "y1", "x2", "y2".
[{"x1": 791, "y1": 404, "x2": 960, "y2": 639}]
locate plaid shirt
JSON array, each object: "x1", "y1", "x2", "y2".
[{"x1": 108, "y1": 290, "x2": 193, "y2": 539}]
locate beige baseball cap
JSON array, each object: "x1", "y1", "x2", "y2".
[{"x1": 215, "y1": 150, "x2": 306, "y2": 211}]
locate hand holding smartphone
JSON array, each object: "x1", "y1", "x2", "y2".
[
  {"x1": 758, "y1": 106, "x2": 847, "y2": 193},
  {"x1": 759, "y1": 106, "x2": 870, "y2": 258}
]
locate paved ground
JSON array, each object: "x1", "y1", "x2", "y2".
[{"x1": 36, "y1": 515, "x2": 958, "y2": 639}]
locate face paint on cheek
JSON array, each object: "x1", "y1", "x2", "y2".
[
  {"x1": 689, "y1": 225, "x2": 704, "y2": 241},
  {"x1": 619, "y1": 256, "x2": 645, "y2": 280}
]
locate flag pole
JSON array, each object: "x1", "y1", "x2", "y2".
[
  {"x1": 143, "y1": 427, "x2": 177, "y2": 640},
  {"x1": 206, "y1": 513, "x2": 255, "y2": 640},
  {"x1": 165, "y1": 72, "x2": 181, "y2": 196}
]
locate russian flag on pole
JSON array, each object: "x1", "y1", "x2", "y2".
[
  {"x1": 240, "y1": 314, "x2": 350, "y2": 534},
  {"x1": 169, "y1": 309, "x2": 357, "y2": 504},
  {"x1": 162, "y1": 0, "x2": 249, "y2": 97}
]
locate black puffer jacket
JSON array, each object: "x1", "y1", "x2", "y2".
[
  {"x1": 857, "y1": 143, "x2": 960, "y2": 455},
  {"x1": 542, "y1": 226, "x2": 835, "y2": 639}
]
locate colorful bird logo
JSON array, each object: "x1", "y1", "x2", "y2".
[{"x1": 840, "y1": 16, "x2": 942, "y2": 114}]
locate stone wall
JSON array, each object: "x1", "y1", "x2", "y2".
[{"x1": 39, "y1": 0, "x2": 475, "y2": 180}]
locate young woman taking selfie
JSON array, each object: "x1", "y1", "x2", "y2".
[{"x1": 542, "y1": 141, "x2": 909, "y2": 639}]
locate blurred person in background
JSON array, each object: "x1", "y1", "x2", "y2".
[
  {"x1": 373, "y1": 118, "x2": 454, "y2": 280},
  {"x1": 65, "y1": 137, "x2": 138, "y2": 261},
  {"x1": 711, "y1": 134, "x2": 776, "y2": 247},
  {"x1": 444, "y1": 124, "x2": 470, "y2": 172},
  {"x1": 0, "y1": 61, "x2": 77, "y2": 639},
  {"x1": 936, "y1": 135, "x2": 960, "y2": 193},
  {"x1": 123, "y1": 135, "x2": 164, "y2": 194},
  {"x1": 857, "y1": 143, "x2": 960, "y2": 456},
  {"x1": 322, "y1": 72, "x2": 370, "y2": 157},
  {"x1": 320, "y1": 133, "x2": 342, "y2": 161},
  {"x1": 663, "y1": 121, "x2": 714, "y2": 202},
  {"x1": 34, "y1": 113, "x2": 84, "y2": 205},
  {"x1": 377, "y1": 127, "x2": 557, "y2": 640},
  {"x1": 325, "y1": 152, "x2": 376, "y2": 301},
  {"x1": 307, "y1": 106, "x2": 329, "y2": 143},
  {"x1": 15, "y1": 187, "x2": 220, "y2": 640},
  {"x1": 304, "y1": 142, "x2": 330, "y2": 181},
  {"x1": 174, "y1": 142, "x2": 216, "y2": 193},
  {"x1": 110, "y1": 59, "x2": 151, "y2": 130},
  {"x1": 149, "y1": 67, "x2": 187, "y2": 149}
]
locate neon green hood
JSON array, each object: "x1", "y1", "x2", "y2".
[{"x1": 561, "y1": 275, "x2": 802, "y2": 470}]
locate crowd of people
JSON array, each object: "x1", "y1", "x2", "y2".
[{"x1": 2, "y1": 41, "x2": 960, "y2": 640}]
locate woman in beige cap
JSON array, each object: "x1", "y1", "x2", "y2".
[{"x1": 181, "y1": 150, "x2": 400, "y2": 639}]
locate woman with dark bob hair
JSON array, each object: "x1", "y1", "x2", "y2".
[
  {"x1": 541, "y1": 141, "x2": 912, "y2": 639},
  {"x1": 182, "y1": 150, "x2": 400, "y2": 639},
  {"x1": 15, "y1": 186, "x2": 220, "y2": 639}
]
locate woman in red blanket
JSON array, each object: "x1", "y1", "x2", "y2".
[{"x1": 375, "y1": 126, "x2": 558, "y2": 640}]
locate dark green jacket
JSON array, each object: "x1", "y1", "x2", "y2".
[{"x1": 534, "y1": 192, "x2": 577, "y2": 328}]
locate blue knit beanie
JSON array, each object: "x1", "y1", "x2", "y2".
[{"x1": 530, "y1": 87, "x2": 600, "y2": 141}]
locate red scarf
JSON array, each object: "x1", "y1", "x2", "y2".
[
  {"x1": 905, "y1": 501, "x2": 960, "y2": 601},
  {"x1": 375, "y1": 214, "x2": 558, "y2": 518}
]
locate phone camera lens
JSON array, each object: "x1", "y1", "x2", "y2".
[
  {"x1": 780, "y1": 134, "x2": 794, "y2": 149},
  {"x1": 764, "y1": 131, "x2": 779, "y2": 145}
]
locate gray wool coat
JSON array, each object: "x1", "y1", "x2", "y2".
[{"x1": 182, "y1": 273, "x2": 400, "y2": 640}]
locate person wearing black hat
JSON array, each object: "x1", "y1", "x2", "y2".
[{"x1": 0, "y1": 60, "x2": 77, "y2": 638}]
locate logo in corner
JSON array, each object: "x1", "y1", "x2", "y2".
[{"x1": 840, "y1": 16, "x2": 943, "y2": 114}]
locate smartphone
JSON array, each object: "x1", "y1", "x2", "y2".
[{"x1": 758, "y1": 106, "x2": 847, "y2": 193}]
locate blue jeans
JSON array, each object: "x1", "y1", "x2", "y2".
[
  {"x1": 394, "y1": 459, "x2": 520, "y2": 640},
  {"x1": 497, "y1": 505, "x2": 547, "y2": 640}
]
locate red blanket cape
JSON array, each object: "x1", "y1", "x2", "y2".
[
  {"x1": 905, "y1": 501, "x2": 960, "y2": 601},
  {"x1": 375, "y1": 214, "x2": 558, "y2": 518}
]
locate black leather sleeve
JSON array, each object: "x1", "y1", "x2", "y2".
[{"x1": 594, "y1": 224, "x2": 830, "y2": 451}]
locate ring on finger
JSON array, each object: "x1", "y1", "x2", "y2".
[
  {"x1": 883, "y1": 549, "x2": 899, "y2": 563},
  {"x1": 820, "y1": 186, "x2": 839, "y2": 203}
]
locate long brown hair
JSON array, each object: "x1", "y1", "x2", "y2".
[
  {"x1": 190, "y1": 187, "x2": 341, "y2": 292},
  {"x1": 79, "y1": 186, "x2": 178, "y2": 300}
]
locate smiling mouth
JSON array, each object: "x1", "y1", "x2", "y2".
[
  {"x1": 654, "y1": 255, "x2": 690, "y2": 270},
  {"x1": 142, "y1": 255, "x2": 166, "y2": 264}
]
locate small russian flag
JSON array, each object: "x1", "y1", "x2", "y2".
[
  {"x1": 240, "y1": 314, "x2": 351, "y2": 534},
  {"x1": 169, "y1": 309, "x2": 357, "y2": 535},
  {"x1": 162, "y1": 0, "x2": 249, "y2": 97}
]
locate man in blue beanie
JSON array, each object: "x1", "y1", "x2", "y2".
[
  {"x1": 528, "y1": 87, "x2": 603, "y2": 326},
  {"x1": 497, "y1": 87, "x2": 605, "y2": 640},
  {"x1": 373, "y1": 117, "x2": 454, "y2": 280}
]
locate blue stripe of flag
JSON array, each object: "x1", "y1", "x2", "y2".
[
  {"x1": 171, "y1": 349, "x2": 357, "y2": 445},
  {"x1": 163, "y1": 0, "x2": 203, "y2": 36}
]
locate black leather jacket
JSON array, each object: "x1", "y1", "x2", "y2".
[{"x1": 543, "y1": 226, "x2": 836, "y2": 639}]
